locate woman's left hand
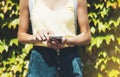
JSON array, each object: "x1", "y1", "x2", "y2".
[{"x1": 47, "y1": 37, "x2": 67, "y2": 49}]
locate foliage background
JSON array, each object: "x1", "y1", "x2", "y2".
[{"x1": 0, "y1": 0, "x2": 120, "y2": 77}]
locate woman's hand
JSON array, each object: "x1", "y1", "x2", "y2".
[
  {"x1": 47, "y1": 37, "x2": 67, "y2": 49},
  {"x1": 34, "y1": 28, "x2": 54, "y2": 42}
]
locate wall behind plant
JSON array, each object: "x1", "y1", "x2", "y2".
[{"x1": 0, "y1": 0, "x2": 120, "y2": 77}]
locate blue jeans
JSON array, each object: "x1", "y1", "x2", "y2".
[{"x1": 27, "y1": 46, "x2": 83, "y2": 77}]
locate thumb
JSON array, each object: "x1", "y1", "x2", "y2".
[{"x1": 62, "y1": 37, "x2": 67, "y2": 44}]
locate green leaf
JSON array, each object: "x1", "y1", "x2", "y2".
[
  {"x1": 0, "y1": 13, "x2": 4, "y2": 20},
  {"x1": 98, "y1": 73, "x2": 102, "y2": 77},
  {"x1": 0, "y1": 40, "x2": 8, "y2": 52},
  {"x1": 118, "y1": 0, "x2": 120, "y2": 7},
  {"x1": 111, "y1": 56, "x2": 116, "y2": 62},
  {"x1": 22, "y1": 44, "x2": 33, "y2": 53},
  {"x1": 95, "y1": 59, "x2": 104, "y2": 69},
  {"x1": 2, "y1": 22, "x2": 8, "y2": 28},
  {"x1": 0, "y1": 45, "x2": 5, "y2": 53},
  {"x1": 100, "y1": 64, "x2": 105, "y2": 71},
  {"x1": 98, "y1": 22, "x2": 106, "y2": 32},
  {"x1": 8, "y1": 56, "x2": 16, "y2": 64},
  {"x1": 94, "y1": 3, "x2": 104, "y2": 9},
  {"x1": 91, "y1": 37, "x2": 104, "y2": 48},
  {"x1": 98, "y1": 51, "x2": 107, "y2": 58},
  {"x1": 91, "y1": 37, "x2": 97, "y2": 47},
  {"x1": 8, "y1": 19, "x2": 19, "y2": 29},
  {"x1": 114, "y1": 46, "x2": 120, "y2": 53},
  {"x1": 98, "y1": 22, "x2": 107, "y2": 32},
  {"x1": 110, "y1": 34, "x2": 115, "y2": 41},
  {"x1": 10, "y1": 38, "x2": 18, "y2": 46},
  {"x1": 100, "y1": 7, "x2": 108, "y2": 18},
  {"x1": 109, "y1": 20, "x2": 116, "y2": 25},
  {"x1": 88, "y1": 12, "x2": 97, "y2": 18},
  {"x1": 103, "y1": 52, "x2": 107, "y2": 58},
  {"x1": 91, "y1": 27, "x2": 96, "y2": 34},
  {"x1": 108, "y1": 69, "x2": 120, "y2": 77},
  {"x1": 116, "y1": 58, "x2": 120, "y2": 64},
  {"x1": 93, "y1": 19, "x2": 99, "y2": 26},
  {"x1": 104, "y1": 35, "x2": 114, "y2": 45},
  {"x1": 96, "y1": 37, "x2": 102, "y2": 48}
]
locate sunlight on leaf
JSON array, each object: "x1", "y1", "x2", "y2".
[
  {"x1": 98, "y1": 73, "x2": 102, "y2": 77},
  {"x1": 0, "y1": 45, "x2": 5, "y2": 53},
  {"x1": 98, "y1": 22, "x2": 106, "y2": 32},
  {"x1": 111, "y1": 56, "x2": 116, "y2": 62},
  {"x1": 117, "y1": 58, "x2": 120, "y2": 64},
  {"x1": 96, "y1": 37, "x2": 103, "y2": 48},
  {"x1": 0, "y1": 13, "x2": 4, "y2": 20},
  {"x1": 107, "y1": 69, "x2": 120, "y2": 77},
  {"x1": 95, "y1": 59, "x2": 104, "y2": 69},
  {"x1": 22, "y1": 44, "x2": 33, "y2": 53},
  {"x1": 114, "y1": 46, "x2": 120, "y2": 54},
  {"x1": 118, "y1": 0, "x2": 120, "y2": 7},
  {"x1": 117, "y1": 38, "x2": 120, "y2": 45},
  {"x1": 103, "y1": 52, "x2": 107, "y2": 58},
  {"x1": 100, "y1": 7, "x2": 108, "y2": 18},
  {"x1": 8, "y1": 19, "x2": 19, "y2": 29},
  {"x1": 94, "y1": 3, "x2": 104, "y2": 9},
  {"x1": 100, "y1": 64, "x2": 105, "y2": 71},
  {"x1": 91, "y1": 27, "x2": 96, "y2": 34},
  {"x1": 10, "y1": 38, "x2": 18, "y2": 46},
  {"x1": 105, "y1": 35, "x2": 111, "y2": 45}
]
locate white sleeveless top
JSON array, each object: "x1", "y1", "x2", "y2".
[{"x1": 29, "y1": 0, "x2": 76, "y2": 46}]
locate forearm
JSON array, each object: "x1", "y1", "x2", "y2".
[
  {"x1": 17, "y1": 33, "x2": 36, "y2": 44},
  {"x1": 67, "y1": 0, "x2": 91, "y2": 46},
  {"x1": 66, "y1": 31, "x2": 91, "y2": 46}
]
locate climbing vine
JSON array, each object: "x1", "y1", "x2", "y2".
[{"x1": 0, "y1": 0, "x2": 120, "y2": 77}]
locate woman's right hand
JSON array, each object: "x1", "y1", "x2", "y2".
[{"x1": 34, "y1": 28, "x2": 54, "y2": 42}]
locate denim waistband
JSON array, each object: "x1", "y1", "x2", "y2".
[{"x1": 33, "y1": 46, "x2": 79, "y2": 55}]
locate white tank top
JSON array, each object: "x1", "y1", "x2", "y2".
[{"x1": 29, "y1": 0, "x2": 76, "y2": 46}]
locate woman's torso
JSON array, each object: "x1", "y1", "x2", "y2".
[{"x1": 29, "y1": 0, "x2": 76, "y2": 46}]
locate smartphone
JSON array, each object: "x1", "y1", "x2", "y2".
[{"x1": 49, "y1": 35, "x2": 63, "y2": 42}]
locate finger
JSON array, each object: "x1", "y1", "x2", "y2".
[
  {"x1": 53, "y1": 39, "x2": 62, "y2": 44},
  {"x1": 43, "y1": 32, "x2": 49, "y2": 41},
  {"x1": 61, "y1": 37, "x2": 67, "y2": 44},
  {"x1": 41, "y1": 30, "x2": 51, "y2": 41},
  {"x1": 49, "y1": 39, "x2": 61, "y2": 45},
  {"x1": 39, "y1": 32, "x2": 47, "y2": 41},
  {"x1": 35, "y1": 34, "x2": 42, "y2": 41},
  {"x1": 47, "y1": 41, "x2": 59, "y2": 49},
  {"x1": 47, "y1": 29, "x2": 54, "y2": 35},
  {"x1": 54, "y1": 39, "x2": 65, "y2": 49},
  {"x1": 47, "y1": 42, "x2": 58, "y2": 49},
  {"x1": 56, "y1": 43, "x2": 64, "y2": 49},
  {"x1": 51, "y1": 41, "x2": 64, "y2": 49}
]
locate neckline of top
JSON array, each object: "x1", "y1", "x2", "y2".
[{"x1": 40, "y1": 0, "x2": 72, "y2": 12}]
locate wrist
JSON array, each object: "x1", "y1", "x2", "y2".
[
  {"x1": 64, "y1": 37, "x2": 71, "y2": 45},
  {"x1": 65, "y1": 36, "x2": 77, "y2": 45},
  {"x1": 31, "y1": 35, "x2": 37, "y2": 43}
]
